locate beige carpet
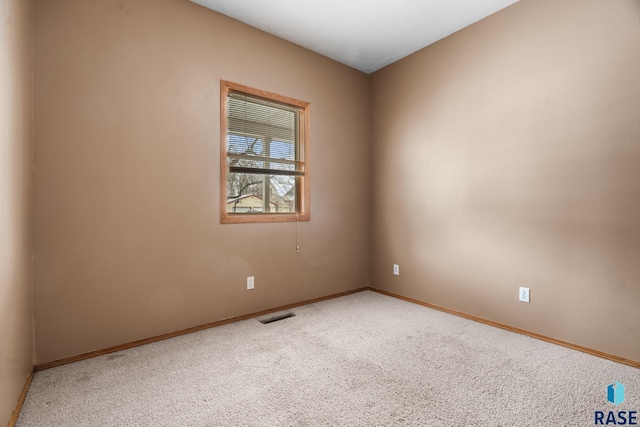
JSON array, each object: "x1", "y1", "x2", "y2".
[{"x1": 17, "y1": 291, "x2": 640, "y2": 426}]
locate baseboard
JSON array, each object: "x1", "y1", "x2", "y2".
[
  {"x1": 35, "y1": 287, "x2": 371, "y2": 371},
  {"x1": 6, "y1": 369, "x2": 33, "y2": 427},
  {"x1": 371, "y1": 288, "x2": 640, "y2": 370},
  {"x1": 37, "y1": 285, "x2": 635, "y2": 372}
]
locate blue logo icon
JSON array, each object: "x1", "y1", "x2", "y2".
[{"x1": 608, "y1": 382, "x2": 625, "y2": 407}]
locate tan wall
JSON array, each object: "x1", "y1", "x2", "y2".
[
  {"x1": 370, "y1": 0, "x2": 640, "y2": 362},
  {"x1": 34, "y1": 0, "x2": 370, "y2": 364},
  {"x1": 0, "y1": 0, "x2": 34, "y2": 423}
]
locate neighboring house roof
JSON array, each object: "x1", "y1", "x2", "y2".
[{"x1": 227, "y1": 194, "x2": 278, "y2": 207}]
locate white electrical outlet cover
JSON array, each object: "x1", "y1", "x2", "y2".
[
  {"x1": 393, "y1": 264, "x2": 399, "y2": 276},
  {"x1": 519, "y1": 287, "x2": 530, "y2": 303},
  {"x1": 247, "y1": 276, "x2": 255, "y2": 290}
]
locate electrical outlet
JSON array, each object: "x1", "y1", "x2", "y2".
[
  {"x1": 519, "y1": 287, "x2": 530, "y2": 303},
  {"x1": 247, "y1": 276, "x2": 254, "y2": 290},
  {"x1": 393, "y1": 264, "x2": 400, "y2": 276}
]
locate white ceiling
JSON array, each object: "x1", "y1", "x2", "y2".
[{"x1": 190, "y1": 0, "x2": 520, "y2": 74}]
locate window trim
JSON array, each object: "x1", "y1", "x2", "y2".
[{"x1": 220, "y1": 80, "x2": 311, "y2": 224}]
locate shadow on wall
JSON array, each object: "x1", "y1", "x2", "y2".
[{"x1": 633, "y1": 1, "x2": 640, "y2": 21}]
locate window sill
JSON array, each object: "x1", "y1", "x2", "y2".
[{"x1": 221, "y1": 213, "x2": 310, "y2": 224}]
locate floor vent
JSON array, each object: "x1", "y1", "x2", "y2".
[{"x1": 258, "y1": 312, "x2": 295, "y2": 324}]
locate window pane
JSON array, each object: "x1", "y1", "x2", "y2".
[
  {"x1": 226, "y1": 172, "x2": 296, "y2": 214},
  {"x1": 227, "y1": 134, "x2": 297, "y2": 173}
]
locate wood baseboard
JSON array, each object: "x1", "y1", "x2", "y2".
[
  {"x1": 370, "y1": 288, "x2": 640, "y2": 370},
  {"x1": 36, "y1": 286, "x2": 635, "y2": 373},
  {"x1": 7, "y1": 369, "x2": 33, "y2": 427},
  {"x1": 35, "y1": 287, "x2": 371, "y2": 371}
]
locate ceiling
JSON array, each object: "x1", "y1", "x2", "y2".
[{"x1": 190, "y1": 0, "x2": 520, "y2": 74}]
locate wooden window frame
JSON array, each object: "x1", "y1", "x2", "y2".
[{"x1": 220, "y1": 81, "x2": 311, "y2": 224}]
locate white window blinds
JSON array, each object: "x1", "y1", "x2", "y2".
[{"x1": 226, "y1": 91, "x2": 306, "y2": 177}]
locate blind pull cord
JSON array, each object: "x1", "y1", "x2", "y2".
[{"x1": 296, "y1": 212, "x2": 300, "y2": 255}]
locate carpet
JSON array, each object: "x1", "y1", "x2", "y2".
[{"x1": 17, "y1": 291, "x2": 640, "y2": 426}]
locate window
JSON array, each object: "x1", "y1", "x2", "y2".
[{"x1": 220, "y1": 81, "x2": 310, "y2": 224}]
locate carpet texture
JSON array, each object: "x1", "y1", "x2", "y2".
[{"x1": 17, "y1": 291, "x2": 640, "y2": 426}]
